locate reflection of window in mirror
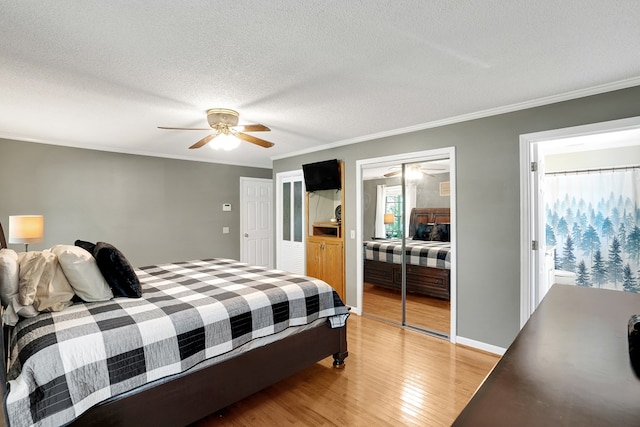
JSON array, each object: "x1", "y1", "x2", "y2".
[{"x1": 384, "y1": 185, "x2": 403, "y2": 238}]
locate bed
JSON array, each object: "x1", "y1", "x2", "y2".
[
  {"x1": 363, "y1": 208, "x2": 451, "y2": 299},
  {"x1": 0, "y1": 222, "x2": 349, "y2": 427}
]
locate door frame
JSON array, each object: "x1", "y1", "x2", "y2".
[
  {"x1": 355, "y1": 147, "x2": 457, "y2": 342},
  {"x1": 519, "y1": 116, "x2": 640, "y2": 327},
  {"x1": 239, "y1": 176, "x2": 274, "y2": 267}
]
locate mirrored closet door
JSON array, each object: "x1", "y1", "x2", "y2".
[
  {"x1": 362, "y1": 157, "x2": 451, "y2": 337},
  {"x1": 401, "y1": 160, "x2": 451, "y2": 336}
]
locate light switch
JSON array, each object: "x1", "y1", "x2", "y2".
[
  {"x1": 223, "y1": 227, "x2": 229, "y2": 234},
  {"x1": 350, "y1": 230, "x2": 355, "y2": 239},
  {"x1": 222, "y1": 203, "x2": 231, "y2": 211}
]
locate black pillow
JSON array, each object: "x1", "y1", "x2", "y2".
[
  {"x1": 75, "y1": 239, "x2": 96, "y2": 254},
  {"x1": 93, "y1": 242, "x2": 142, "y2": 298},
  {"x1": 413, "y1": 223, "x2": 434, "y2": 241},
  {"x1": 429, "y1": 224, "x2": 451, "y2": 242}
]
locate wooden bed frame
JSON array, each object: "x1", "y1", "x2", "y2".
[
  {"x1": 0, "y1": 222, "x2": 348, "y2": 426},
  {"x1": 364, "y1": 208, "x2": 451, "y2": 300}
]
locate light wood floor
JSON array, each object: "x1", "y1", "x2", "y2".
[
  {"x1": 193, "y1": 315, "x2": 499, "y2": 426},
  {"x1": 363, "y1": 282, "x2": 451, "y2": 334}
]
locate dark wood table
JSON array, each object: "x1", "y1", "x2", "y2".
[{"x1": 453, "y1": 284, "x2": 640, "y2": 426}]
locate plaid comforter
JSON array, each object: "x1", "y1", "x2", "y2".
[
  {"x1": 5, "y1": 259, "x2": 349, "y2": 427},
  {"x1": 364, "y1": 239, "x2": 451, "y2": 269}
]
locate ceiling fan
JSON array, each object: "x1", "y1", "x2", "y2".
[
  {"x1": 158, "y1": 108, "x2": 274, "y2": 150},
  {"x1": 384, "y1": 163, "x2": 447, "y2": 178}
]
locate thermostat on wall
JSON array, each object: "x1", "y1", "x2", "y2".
[{"x1": 222, "y1": 203, "x2": 232, "y2": 211}]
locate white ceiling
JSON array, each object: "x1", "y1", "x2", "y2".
[{"x1": 2, "y1": 2, "x2": 640, "y2": 169}]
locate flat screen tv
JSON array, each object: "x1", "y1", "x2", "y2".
[{"x1": 302, "y1": 159, "x2": 341, "y2": 192}]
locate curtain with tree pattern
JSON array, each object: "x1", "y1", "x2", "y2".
[{"x1": 545, "y1": 168, "x2": 640, "y2": 292}]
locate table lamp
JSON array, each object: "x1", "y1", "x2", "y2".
[
  {"x1": 384, "y1": 213, "x2": 394, "y2": 238},
  {"x1": 9, "y1": 215, "x2": 44, "y2": 252}
]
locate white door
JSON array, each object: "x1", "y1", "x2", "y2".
[
  {"x1": 276, "y1": 171, "x2": 306, "y2": 274},
  {"x1": 531, "y1": 143, "x2": 549, "y2": 308},
  {"x1": 240, "y1": 177, "x2": 273, "y2": 268}
]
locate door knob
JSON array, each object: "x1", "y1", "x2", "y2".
[{"x1": 244, "y1": 233, "x2": 249, "y2": 237}]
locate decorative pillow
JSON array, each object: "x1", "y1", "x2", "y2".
[
  {"x1": 413, "y1": 223, "x2": 434, "y2": 241},
  {"x1": 52, "y1": 245, "x2": 113, "y2": 302},
  {"x1": 75, "y1": 239, "x2": 96, "y2": 255},
  {"x1": 93, "y1": 242, "x2": 142, "y2": 298},
  {"x1": 0, "y1": 248, "x2": 19, "y2": 307},
  {"x1": 18, "y1": 251, "x2": 75, "y2": 312},
  {"x1": 18, "y1": 251, "x2": 52, "y2": 306},
  {"x1": 34, "y1": 256, "x2": 75, "y2": 313},
  {"x1": 429, "y1": 223, "x2": 451, "y2": 242}
]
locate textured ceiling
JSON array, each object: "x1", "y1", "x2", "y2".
[{"x1": 1, "y1": 1, "x2": 640, "y2": 168}]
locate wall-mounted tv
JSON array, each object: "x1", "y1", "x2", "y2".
[{"x1": 302, "y1": 159, "x2": 341, "y2": 192}]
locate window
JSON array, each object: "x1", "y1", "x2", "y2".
[{"x1": 384, "y1": 185, "x2": 403, "y2": 238}]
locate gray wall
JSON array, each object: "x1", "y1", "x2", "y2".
[
  {"x1": 273, "y1": 85, "x2": 640, "y2": 349},
  {"x1": 0, "y1": 139, "x2": 272, "y2": 266}
]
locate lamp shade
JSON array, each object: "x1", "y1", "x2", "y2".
[
  {"x1": 383, "y1": 213, "x2": 395, "y2": 225},
  {"x1": 9, "y1": 215, "x2": 44, "y2": 244}
]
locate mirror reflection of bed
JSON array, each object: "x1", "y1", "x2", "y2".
[{"x1": 361, "y1": 160, "x2": 451, "y2": 336}]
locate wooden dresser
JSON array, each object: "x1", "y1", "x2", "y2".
[{"x1": 453, "y1": 284, "x2": 640, "y2": 426}]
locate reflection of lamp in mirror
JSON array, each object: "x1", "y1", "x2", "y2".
[
  {"x1": 384, "y1": 213, "x2": 394, "y2": 238},
  {"x1": 9, "y1": 215, "x2": 44, "y2": 252}
]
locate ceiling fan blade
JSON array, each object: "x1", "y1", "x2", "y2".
[
  {"x1": 189, "y1": 133, "x2": 218, "y2": 149},
  {"x1": 383, "y1": 170, "x2": 402, "y2": 178},
  {"x1": 235, "y1": 132, "x2": 274, "y2": 148},
  {"x1": 158, "y1": 126, "x2": 212, "y2": 131},
  {"x1": 233, "y1": 124, "x2": 270, "y2": 132}
]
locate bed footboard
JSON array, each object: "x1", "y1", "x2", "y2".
[{"x1": 70, "y1": 320, "x2": 347, "y2": 426}]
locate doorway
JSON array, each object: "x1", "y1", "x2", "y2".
[
  {"x1": 240, "y1": 177, "x2": 274, "y2": 268},
  {"x1": 520, "y1": 117, "x2": 640, "y2": 326},
  {"x1": 356, "y1": 148, "x2": 457, "y2": 341}
]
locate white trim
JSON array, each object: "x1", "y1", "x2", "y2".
[
  {"x1": 349, "y1": 306, "x2": 362, "y2": 316},
  {"x1": 519, "y1": 116, "x2": 640, "y2": 327},
  {"x1": 272, "y1": 76, "x2": 640, "y2": 162},
  {"x1": 456, "y1": 336, "x2": 506, "y2": 356},
  {"x1": 519, "y1": 138, "x2": 534, "y2": 328},
  {"x1": 355, "y1": 147, "x2": 457, "y2": 342},
  {"x1": 449, "y1": 148, "x2": 457, "y2": 343}
]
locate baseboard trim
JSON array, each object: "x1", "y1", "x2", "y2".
[
  {"x1": 348, "y1": 306, "x2": 362, "y2": 316},
  {"x1": 456, "y1": 336, "x2": 506, "y2": 355}
]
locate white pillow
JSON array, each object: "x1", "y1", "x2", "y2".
[
  {"x1": 18, "y1": 251, "x2": 75, "y2": 312},
  {"x1": 0, "y1": 248, "x2": 19, "y2": 307},
  {"x1": 1, "y1": 251, "x2": 39, "y2": 325},
  {"x1": 52, "y1": 245, "x2": 113, "y2": 302},
  {"x1": 2, "y1": 295, "x2": 38, "y2": 326}
]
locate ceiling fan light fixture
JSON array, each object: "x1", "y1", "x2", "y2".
[
  {"x1": 209, "y1": 132, "x2": 241, "y2": 151},
  {"x1": 405, "y1": 166, "x2": 423, "y2": 180},
  {"x1": 160, "y1": 107, "x2": 274, "y2": 150}
]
